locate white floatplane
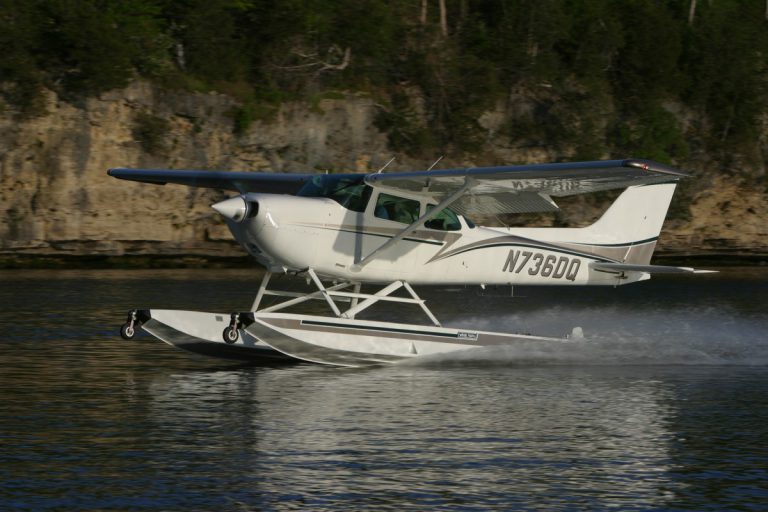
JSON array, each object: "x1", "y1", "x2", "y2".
[{"x1": 109, "y1": 159, "x2": 713, "y2": 366}]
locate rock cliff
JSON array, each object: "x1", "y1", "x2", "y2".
[{"x1": 1, "y1": 81, "x2": 766, "y2": 265}]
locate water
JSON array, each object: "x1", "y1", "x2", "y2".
[{"x1": 1, "y1": 268, "x2": 767, "y2": 510}]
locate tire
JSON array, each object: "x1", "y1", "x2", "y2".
[
  {"x1": 223, "y1": 327, "x2": 239, "y2": 344},
  {"x1": 120, "y1": 323, "x2": 136, "y2": 340}
]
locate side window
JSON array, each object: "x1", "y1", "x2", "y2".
[
  {"x1": 424, "y1": 204, "x2": 461, "y2": 231},
  {"x1": 374, "y1": 193, "x2": 421, "y2": 224}
]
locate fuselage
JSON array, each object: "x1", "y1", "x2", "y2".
[{"x1": 217, "y1": 179, "x2": 652, "y2": 287}]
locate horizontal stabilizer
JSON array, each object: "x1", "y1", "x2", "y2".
[{"x1": 591, "y1": 262, "x2": 718, "y2": 274}]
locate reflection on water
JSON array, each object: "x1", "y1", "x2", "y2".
[
  {"x1": 0, "y1": 268, "x2": 767, "y2": 509},
  {"x1": 147, "y1": 366, "x2": 680, "y2": 509}
]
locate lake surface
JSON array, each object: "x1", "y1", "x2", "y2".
[{"x1": 1, "y1": 267, "x2": 767, "y2": 510}]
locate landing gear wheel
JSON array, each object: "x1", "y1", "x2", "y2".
[
  {"x1": 223, "y1": 327, "x2": 239, "y2": 344},
  {"x1": 120, "y1": 310, "x2": 140, "y2": 340},
  {"x1": 120, "y1": 323, "x2": 136, "y2": 340},
  {"x1": 223, "y1": 312, "x2": 241, "y2": 344}
]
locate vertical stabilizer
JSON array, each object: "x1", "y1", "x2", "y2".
[{"x1": 583, "y1": 182, "x2": 677, "y2": 264}]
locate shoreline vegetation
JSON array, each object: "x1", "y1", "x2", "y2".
[
  {"x1": 1, "y1": 254, "x2": 765, "y2": 270},
  {"x1": 3, "y1": 1, "x2": 767, "y2": 165}
]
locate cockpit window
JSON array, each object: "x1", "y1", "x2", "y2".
[
  {"x1": 374, "y1": 193, "x2": 420, "y2": 224},
  {"x1": 297, "y1": 174, "x2": 371, "y2": 213},
  {"x1": 424, "y1": 204, "x2": 462, "y2": 231}
]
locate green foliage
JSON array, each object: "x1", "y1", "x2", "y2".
[
  {"x1": 680, "y1": 0, "x2": 768, "y2": 149},
  {"x1": 0, "y1": 1, "x2": 47, "y2": 114},
  {"x1": 611, "y1": 0, "x2": 684, "y2": 111},
  {"x1": 231, "y1": 104, "x2": 255, "y2": 136},
  {"x1": 374, "y1": 90, "x2": 435, "y2": 156},
  {"x1": 610, "y1": 106, "x2": 689, "y2": 164},
  {"x1": 230, "y1": 100, "x2": 281, "y2": 135},
  {"x1": 162, "y1": 0, "x2": 249, "y2": 83},
  {"x1": 0, "y1": 0, "x2": 766, "y2": 164},
  {"x1": 133, "y1": 111, "x2": 170, "y2": 154}
]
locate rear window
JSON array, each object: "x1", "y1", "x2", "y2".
[{"x1": 374, "y1": 193, "x2": 421, "y2": 224}]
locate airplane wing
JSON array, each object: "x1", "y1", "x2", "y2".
[
  {"x1": 109, "y1": 159, "x2": 685, "y2": 214},
  {"x1": 107, "y1": 168, "x2": 313, "y2": 195},
  {"x1": 364, "y1": 158, "x2": 687, "y2": 215}
]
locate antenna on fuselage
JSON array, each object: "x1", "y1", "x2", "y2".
[
  {"x1": 426, "y1": 155, "x2": 444, "y2": 171},
  {"x1": 376, "y1": 157, "x2": 396, "y2": 173}
]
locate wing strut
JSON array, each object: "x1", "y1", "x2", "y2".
[{"x1": 350, "y1": 180, "x2": 472, "y2": 272}]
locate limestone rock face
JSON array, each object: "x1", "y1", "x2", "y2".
[
  {"x1": 0, "y1": 81, "x2": 765, "y2": 262},
  {"x1": 663, "y1": 175, "x2": 768, "y2": 259},
  {"x1": 0, "y1": 82, "x2": 390, "y2": 258}
]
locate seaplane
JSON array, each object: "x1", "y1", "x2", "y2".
[{"x1": 109, "y1": 158, "x2": 713, "y2": 367}]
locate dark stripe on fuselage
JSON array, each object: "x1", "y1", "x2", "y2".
[
  {"x1": 434, "y1": 242, "x2": 612, "y2": 263},
  {"x1": 431, "y1": 237, "x2": 658, "y2": 263},
  {"x1": 333, "y1": 227, "x2": 445, "y2": 246},
  {"x1": 309, "y1": 223, "x2": 656, "y2": 264},
  {"x1": 308, "y1": 226, "x2": 445, "y2": 245},
  {"x1": 568, "y1": 236, "x2": 659, "y2": 248},
  {"x1": 300, "y1": 319, "x2": 467, "y2": 339},
  {"x1": 336, "y1": 227, "x2": 655, "y2": 254}
]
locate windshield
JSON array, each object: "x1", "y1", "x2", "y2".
[{"x1": 297, "y1": 174, "x2": 371, "y2": 213}]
